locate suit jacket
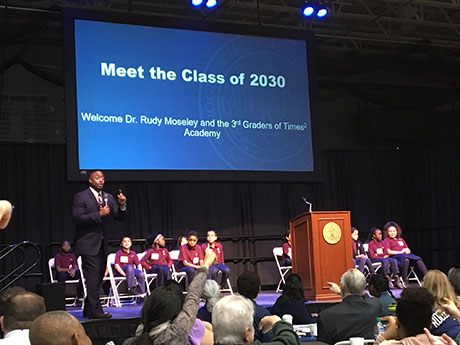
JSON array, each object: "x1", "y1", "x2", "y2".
[
  {"x1": 73, "y1": 188, "x2": 125, "y2": 256},
  {"x1": 317, "y1": 294, "x2": 382, "y2": 344}
]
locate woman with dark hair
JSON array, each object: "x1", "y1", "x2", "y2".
[
  {"x1": 368, "y1": 274, "x2": 397, "y2": 316},
  {"x1": 271, "y1": 273, "x2": 317, "y2": 324},
  {"x1": 367, "y1": 227, "x2": 402, "y2": 289},
  {"x1": 122, "y1": 251, "x2": 216, "y2": 345},
  {"x1": 376, "y1": 287, "x2": 455, "y2": 345},
  {"x1": 383, "y1": 221, "x2": 428, "y2": 284}
]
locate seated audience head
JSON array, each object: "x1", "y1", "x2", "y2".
[
  {"x1": 0, "y1": 290, "x2": 46, "y2": 334},
  {"x1": 396, "y1": 287, "x2": 434, "y2": 337},
  {"x1": 383, "y1": 221, "x2": 403, "y2": 238},
  {"x1": 29, "y1": 311, "x2": 92, "y2": 345},
  {"x1": 212, "y1": 295, "x2": 254, "y2": 345},
  {"x1": 0, "y1": 200, "x2": 13, "y2": 230},
  {"x1": 368, "y1": 274, "x2": 390, "y2": 298},
  {"x1": 202, "y1": 279, "x2": 220, "y2": 312},
  {"x1": 448, "y1": 267, "x2": 460, "y2": 296},
  {"x1": 422, "y1": 269, "x2": 460, "y2": 309},
  {"x1": 340, "y1": 268, "x2": 366, "y2": 297},
  {"x1": 281, "y1": 273, "x2": 305, "y2": 301},
  {"x1": 368, "y1": 227, "x2": 383, "y2": 242},
  {"x1": 237, "y1": 271, "x2": 261, "y2": 300}
]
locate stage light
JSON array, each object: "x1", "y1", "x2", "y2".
[
  {"x1": 192, "y1": 0, "x2": 204, "y2": 6},
  {"x1": 206, "y1": 0, "x2": 217, "y2": 8},
  {"x1": 317, "y1": 7, "x2": 328, "y2": 18},
  {"x1": 303, "y1": 6, "x2": 315, "y2": 17}
]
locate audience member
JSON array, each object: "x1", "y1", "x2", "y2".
[
  {"x1": 367, "y1": 227, "x2": 402, "y2": 289},
  {"x1": 271, "y1": 273, "x2": 317, "y2": 324},
  {"x1": 54, "y1": 240, "x2": 80, "y2": 283},
  {"x1": 375, "y1": 287, "x2": 454, "y2": 345},
  {"x1": 368, "y1": 274, "x2": 397, "y2": 316},
  {"x1": 351, "y1": 227, "x2": 375, "y2": 275},
  {"x1": 122, "y1": 250, "x2": 216, "y2": 345},
  {"x1": 212, "y1": 295, "x2": 300, "y2": 345},
  {"x1": 422, "y1": 270, "x2": 460, "y2": 339},
  {"x1": 29, "y1": 311, "x2": 92, "y2": 345},
  {"x1": 114, "y1": 236, "x2": 146, "y2": 295},
  {"x1": 447, "y1": 268, "x2": 460, "y2": 297},
  {"x1": 197, "y1": 280, "x2": 220, "y2": 323},
  {"x1": 178, "y1": 231, "x2": 204, "y2": 283},
  {"x1": 201, "y1": 229, "x2": 230, "y2": 288},
  {"x1": 0, "y1": 200, "x2": 13, "y2": 230},
  {"x1": 317, "y1": 268, "x2": 382, "y2": 344},
  {"x1": 0, "y1": 290, "x2": 46, "y2": 344},
  {"x1": 237, "y1": 271, "x2": 273, "y2": 342},
  {"x1": 383, "y1": 221, "x2": 428, "y2": 284},
  {"x1": 141, "y1": 233, "x2": 172, "y2": 287}
]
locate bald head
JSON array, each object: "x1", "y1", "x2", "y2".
[
  {"x1": 0, "y1": 200, "x2": 13, "y2": 229},
  {"x1": 30, "y1": 311, "x2": 92, "y2": 345},
  {"x1": 1, "y1": 291, "x2": 45, "y2": 333}
]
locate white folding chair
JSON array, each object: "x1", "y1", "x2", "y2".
[
  {"x1": 138, "y1": 252, "x2": 158, "y2": 295},
  {"x1": 48, "y1": 257, "x2": 83, "y2": 307},
  {"x1": 106, "y1": 253, "x2": 146, "y2": 307},
  {"x1": 361, "y1": 243, "x2": 382, "y2": 277},
  {"x1": 407, "y1": 266, "x2": 422, "y2": 286},
  {"x1": 169, "y1": 250, "x2": 189, "y2": 289},
  {"x1": 273, "y1": 247, "x2": 292, "y2": 292},
  {"x1": 77, "y1": 256, "x2": 114, "y2": 307}
]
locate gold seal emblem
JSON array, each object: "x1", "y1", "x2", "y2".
[{"x1": 322, "y1": 222, "x2": 342, "y2": 244}]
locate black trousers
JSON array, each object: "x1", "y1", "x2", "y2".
[{"x1": 81, "y1": 244, "x2": 106, "y2": 316}]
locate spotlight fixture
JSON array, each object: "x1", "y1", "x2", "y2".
[
  {"x1": 191, "y1": 0, "x2": 218, "y2": 8},
  {"x1": 302, "y1": 1, "x2": 329, "y2": 18}
]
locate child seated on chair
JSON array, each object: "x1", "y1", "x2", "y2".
[
  {"x1": 178, "y1": 230, "x2": 204, "y2": 283},
  {"x1": 141, "y1": 233, "x2": 172, "y2": 287},
  {"x1": 114, "y1": 236, "x2": 146, "y2": 295},
  {"x1": 54, "y1": 240, "x2": 80, "y2": 282},
  {"x1": 201, "y1": 229, "x2": 230, "y2": 289},
  {"x1": 282, "y1": 230, "x2": 292, "y2": 266},
  {"x1": 351, "y1": 227, "x2": 376, "y2": 276}
]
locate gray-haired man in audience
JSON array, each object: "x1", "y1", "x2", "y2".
[
  {"x1": 212, "y1": 295, "x2": 300, "y2": 345},
  {"x1": 29, "y1": 311, "x2": 92, "y2": 345},
  {"x1": 317, "y1": 268, "x2": 382, "y2": 344}
]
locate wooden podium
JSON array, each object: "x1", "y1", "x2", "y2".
[{"x1": 289, "y1": 211, "x2": 353, "y2": 301}]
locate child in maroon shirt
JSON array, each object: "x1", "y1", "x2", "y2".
[
  {"x1": 114, "y1": 236, "x2": 146, "y2": 294},
  {"x1": 178, "y1": 230, "x2": 204, "y2": 283},
  {"x1": 141, "y1": 233, "x2": 172, "y2": 287},
  {"x1": 201, "y1": 229, "x2": 230, "y2": 288},
  {"x1": 367, "y1": 227, "x2": 402, "y2": 289},
  {"x1": 282, "y1": 230, "x2": 292, "y2": 266},
  {"x1": 54, "y1": 240, "x2": 80, "y2": 282},
  {"x1": 383, "y1": 221, "x2": 427, "y2": 284}
]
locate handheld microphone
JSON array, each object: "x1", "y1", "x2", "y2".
[
  {"x1": 103, "y1": 193, "x2": 108, "y2": 206},
  {"x1": 301, "y1": 196, "x2": 313, "y2": 213}
]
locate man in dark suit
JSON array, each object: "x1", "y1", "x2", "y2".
[
  {"x1": 317, "y1": 268, "x2": 382, "y2": 344},
  {"x1": 73, "y1": 170, "x2": 126, "y2": 319}
]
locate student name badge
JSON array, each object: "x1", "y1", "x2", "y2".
[
  {"x1": 398, "y1": 241, "x2": 404, "y2": 246},
  {"x1": 151, "y1": 253, "x2": 159, "y2": 260},
  {"x1": 376, "y1": 248, "x2": 383, "y2": 254},
  {"x1": 120, "y1": 256, "x2": 129, "y2": 263},
  {"x1": 193, "y1": 257, "x2": 199, "y2": 264}
]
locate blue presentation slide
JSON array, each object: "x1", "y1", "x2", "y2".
[{"x1": 74, "y1": 19, "x2": 314, "y2": 171}]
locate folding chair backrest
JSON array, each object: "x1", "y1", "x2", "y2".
[{"x1": 48, "y1": 258, "x2": 56, "y2": 283}]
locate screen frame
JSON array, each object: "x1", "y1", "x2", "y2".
[{"x1": 63, "y1": 8, "x2": 321, "y2": 182}]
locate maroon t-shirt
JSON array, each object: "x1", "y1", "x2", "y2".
[
  {"x1": 384, "y1": 237, "x2": 408, "y2": 252},
  {"x1": 178, "y1": 244, "x2": 203, "y2": 266},
  {"x1": 115, "y1": 249, "x2": 140, "y2": 269},
  {"x1": 54, "y1": 252, "x2": 77, "y2": 269},
  {"x1": 367, "y1": 240, "x2": 389, "y2": 259},
  {"x1": 141, "y1": 248, "x2": 172, "y2": 268},
  {"x1": 201, "y1": 242, "x2": 224, "y2": 264}
]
